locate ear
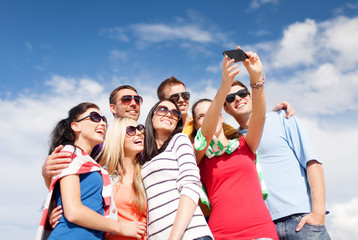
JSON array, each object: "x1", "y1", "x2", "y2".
[
  {"x1": 223, "y1": 103, "x2": 229, "y2": 114},
  {"x1": 219, "y1": 113, "x2": 224, "y2": 123},
  {"x1": 71, "y1": 122, "x2": 81, "y2": 133},
  {"x1": 193, "y1": 120, "x2": 199, "y2": 130},
  {"x1": 109, "y1": 104, "x2": 117, "y2": 115}
]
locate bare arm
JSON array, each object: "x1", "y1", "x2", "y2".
[
  {"x1": 60, "y1": 175, "x2": 145, "y2": 238},
  {"x1": 42, "y1": 145, "x2": 71, "y2": 188},
  {"x1": 296, "y1": 160, "x2": 326, "y2": 231},
  {"x1": 196, "y1": 56, "x2": 240, "y2": 164},
  {"x1": 243, "y1": 52, "x2": 266, "y2": 153},
  {"x1": 168, "y1": 195, "x2": 197, "y2": 240}
]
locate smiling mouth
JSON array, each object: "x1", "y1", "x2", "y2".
[
  {"x1": 127, "y1": 110, "x2": 138, "y2": 114},
  {"x1": 96, "y1": 129, "x2": 105, "y2": 135},
  {"x1": 161, "y1": 119, "x2": 172, "y2": 125},
  {"x1": 134, "y1": 139, "x2": 143, "y2": 145}
]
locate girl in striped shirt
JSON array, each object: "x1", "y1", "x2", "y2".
[{"x1": 141, "y1": 99, "x2": 213, "y2": 240}]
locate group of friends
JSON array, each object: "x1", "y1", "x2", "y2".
[{"x1": 36, "y1": 48, "x2": 331, "y2": 240}]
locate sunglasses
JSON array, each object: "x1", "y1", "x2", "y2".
[
  {"x1": 76, "y1": 112, "x2": 107, "y2": 124},
  {"x1": 225, "y1": 89, "x2": 249, "y2": 103},
  {"x1": 169, "y1": 91, "x2": 190, "y2": 102},
  {"x1": 155, "y1": 105, "x2": 181, "y2": 121},
  {"x1": 118, "y1": 95, "x2": 143, "y2": 105},
  {"x1": 126, "y1": 124, "x2": 145, "y2": 136}
]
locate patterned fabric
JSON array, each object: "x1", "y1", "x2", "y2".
[
  {"x1": 194, "y1": 128, "x2": 268, "y2": 199},
  {"x1": 36, "y1": 145, "x2": 113, "y2": 240}
]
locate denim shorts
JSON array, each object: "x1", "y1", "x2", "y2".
[
  {"x1": 193, "y1": 236, "x2": 212, "y2": 240},
  {"x1": 274, "y1": 213, "x2": 331, "y2": 240}
]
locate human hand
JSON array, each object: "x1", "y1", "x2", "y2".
[
  {"x1": 296, "y1": 212, "x2": 325, "y2": 232},
  {"x1": 222, "y1": 55, "x2": 240, "y2": 87},
  {"x1": 118, "y1": 221, "x2": 146, "y2": 239},
  {"x1": 49, "y1": 204, "x2": 63, "y2": 229},
  {"x1": 272, "y1": 101, "x2": 295, "y2": 118},
  {"x1": 42, "y1": 145, "x2": 71, "y2": 179},
  {"x1": 240, "y1": 47, "x2": 262, "y2": 82}
]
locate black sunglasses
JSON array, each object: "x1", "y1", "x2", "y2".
[
  {"x1": 155, "y1": 105, "x2": 181, "y2": 121},
  {"x1": 225, "y1": 89, "x2": 249, "y2": 103},
  {"x1": 169, "y1": 91, "x2": 190, "y2": 102},
  {"x1": 76, "y1": 112, "x2": 107, "y2": 124},
  {"x1": 126, "y1": 124, "x2": 145, "y2": 136},
  {"x1": 118, "y1": 95, "x2": 143, "y2": 105}
]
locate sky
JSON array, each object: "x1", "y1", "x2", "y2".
[{"x1": 1, "y1": 0, "x2": 358, "y2": 239}]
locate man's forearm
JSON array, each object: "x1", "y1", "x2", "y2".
[{"x1": 307, "y1": 160, "x2": 326, "y2": 221}]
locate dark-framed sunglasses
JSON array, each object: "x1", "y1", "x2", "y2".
[
  {"x1": 169, "y1": 91, "x2": 190, "y2": 102},
  {"x1": 76, "y1": 112, "x2": 107, "y2": 124},
  {"x1": 118, "y1": 95, "x2": 143, "y2": 105},
  {"x1": 155, "y1": 105, "x2": 181, "y2": 121},
  {"x1": 225, "y1": 89, "x2": 249, "y2": 103},
  {"x1": 126, "y1": 124, "x2": 145, "y2": 136}
]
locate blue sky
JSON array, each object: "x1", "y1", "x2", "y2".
[{"x1": 1, "y1": 1, "x2": 358, "y2": 239}]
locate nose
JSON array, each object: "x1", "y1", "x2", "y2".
[
  {"x1": 99, "y1": 120, "x2": 107, "y2": 130},
  {"x1": 129, "y1": 98, "x2": 137, "y2": 107},
  {"x1": 135, "y1": 128, "x2": 144, "y2": 136},
  {"x1": 235, "y1": 93, "x2": 243, "y2": 101},
  {"x1": 176, "y1": 94, "x2": 185, "y2": 102}
]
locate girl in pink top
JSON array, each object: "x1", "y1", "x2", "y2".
[{"x1": 100, "y1": 117, "x2": 147, "y2": 240}]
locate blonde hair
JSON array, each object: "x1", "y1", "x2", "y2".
[{"x1": 98, "y1": 117, "x2": 146, "y2": 217}]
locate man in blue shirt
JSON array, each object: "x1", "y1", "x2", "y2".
[{"x1": 224, "y1": 80, "x2": 330, "y2": 240}]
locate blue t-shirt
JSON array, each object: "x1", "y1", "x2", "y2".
[
  {"x1": 257, "y1": 110, "x2": 321, "y2": 220},
  {"x1": 48, "y1": 171, "x2": 105, "y2": 240}
]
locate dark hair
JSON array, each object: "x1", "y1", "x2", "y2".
[
  {"x1": 48, "y1": 102, "x2": 99, "y2": 154},
  {"x1": 157, "y1": 76, "x2": 186, "y2": 100},
  {"x1": 142, "y1": 98, "x2": 183, "y2": 162},
  {"x1": 109, "y1": 85, "x2": 138, "y2": 105},
  {"x1": 191, "y1": 98, "x2": 212, "y2": 139}
]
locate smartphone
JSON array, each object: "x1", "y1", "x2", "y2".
[{"x1": 223, "y1": 49, "x2": 248, "y2": 62}]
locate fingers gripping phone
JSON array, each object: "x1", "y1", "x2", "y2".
[{"x1": 223, "y1": 49, "x2": 249, "y2": 62}]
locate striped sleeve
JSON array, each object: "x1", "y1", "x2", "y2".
[{"x1": 172, "y1": 133, "x2": 202, "y2": 204}]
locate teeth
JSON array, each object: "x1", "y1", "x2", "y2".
[
  {"x1": 238, "y1": 103, "x2": 245, "y2": 108},
  {"x1": 162, "y1": 119, "x2": 171, "y2": 125}
]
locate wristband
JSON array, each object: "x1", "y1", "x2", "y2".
[{"x1": 250, "y1": 75, "x2": 265, "y2": 89}]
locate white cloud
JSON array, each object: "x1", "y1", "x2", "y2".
[
  {"x1": 249, "y1": 0, "x2": 279, "y2": 10},
  {"x1": 272, "y1": 19, "x2": 318, "y2": 68},
  {"x1": 245, "y1": 16, "x2": 358, "y2": 117},
  {"x1": 131, "y1": 24, "x2": 213, "y2": 44},
  {"x1": 110, "y1": 50, "x2": 128, "y2": 62},
  {"x1": 269, "y1": 16, "x2": 358, "y2": 70},
  {"x1": 250, "y1": 30, "x2": 271, "y2": 36},
  {"x1": 99, "y1": 27, "x2": 130, "y2": 42},
  {"x1": 327, "y1": 197, "x2": 358, "y2": 239},
  {"x1": 100, "y1": 12, "x2": 235, "y2": 51},
  {"x1": 25, "y1": 41, "x2": 32, "y2": 50},
  {"x1": 321, "y1": 16, "x2": 358, "y2": 70}
]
